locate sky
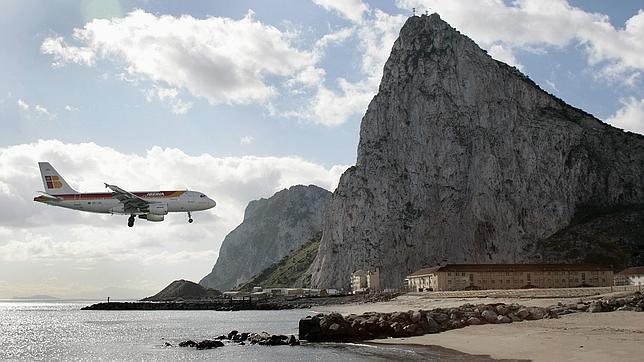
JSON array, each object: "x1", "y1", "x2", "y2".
[{"x1": 1, "y1": 0, "x2": 643, "y2": 299}]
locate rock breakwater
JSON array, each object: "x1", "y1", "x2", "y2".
[
  {"x1": 82, "y1": 293, "x2": 399, "y2": 310},
  {"x1": 172, "y1": 330, "x2": 300, "y2": 350},
  {"x1": 299, "y1": 293, "x2": 643, "y2": 342}
]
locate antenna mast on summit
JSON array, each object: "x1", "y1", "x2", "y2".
[{"x1": 412, "y1": 7, "x2": 416, "y2": 16}]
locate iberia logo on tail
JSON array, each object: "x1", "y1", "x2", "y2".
[{"x1": 45, "y1": 175, "x2": 63, "y2": 189}]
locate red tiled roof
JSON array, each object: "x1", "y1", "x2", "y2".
[
  {"x1": 619, "y1": 266, "x2": 644, "y2": 276},
  {"x1": 407, "y1": 263, "x2": 612, "y2": 277},
  {"x1": 408, "y1": 266, "x2": 441, "y2": 277}
]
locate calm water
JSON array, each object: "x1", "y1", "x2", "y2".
[{"x1": 0, "y1": 300, "x2": 481, "y2": 361}]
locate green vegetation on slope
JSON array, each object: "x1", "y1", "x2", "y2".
[
  {"x1": 236, "y1": 234, "x2": 321, "y2": 292},
  {"x1": 536, "y1": 205, "x2": 644, "y2": 270}
]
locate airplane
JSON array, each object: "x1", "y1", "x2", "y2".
[{"x1": 33, "y1": 162, "x2": 216, "y2": 227}]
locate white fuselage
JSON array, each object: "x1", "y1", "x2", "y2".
[{"x1": 34, "y1": 190, "x2": 216, "y2": 215}]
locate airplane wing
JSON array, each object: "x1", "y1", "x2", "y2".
[{"x1": 105, "y1": 183, "x2": 149, "y2": 211}]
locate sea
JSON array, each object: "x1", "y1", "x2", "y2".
[{"x1": 0, "y1": 300, "x2": 487, "y2": 361}]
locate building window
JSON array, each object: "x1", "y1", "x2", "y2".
[{"x1": 448, "y1": 273, "x2": 451, "y2": 276}]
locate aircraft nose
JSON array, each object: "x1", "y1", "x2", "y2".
[{"x1": 209, "y1": 198, "x2": 217, "y2": 209}]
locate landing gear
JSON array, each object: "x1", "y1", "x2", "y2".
[
  {"x1": 188, "y1": 212, "x2": 193, "y2": 224},
  {"x1": 128, "y1": 215, "x2": 135, "y2": 227}
]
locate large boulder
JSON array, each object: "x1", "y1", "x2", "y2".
[
  {"x1": 481, "y1": 309, "x2": 498, "y2": 323},
  {"x1": 588, "y1": 301, "x2": 603, "y2": 313}
]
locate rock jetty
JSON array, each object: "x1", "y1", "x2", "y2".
[
  {"x1": 299, "y1": 293, "x2": 643, "y2": 342},
  {"x1": 82, "y1": 300, "x2": 295, "y2": 311},
  {"x1": 82, "y1": 293, "x2": 398, "y2": 310},
  {"x1": 174, "y1": 330, "x2": 299, "y2": 350}
]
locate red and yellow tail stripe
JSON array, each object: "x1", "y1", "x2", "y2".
[{"x1": 34, "y1": 191, "x2": 186, "y2": 201}]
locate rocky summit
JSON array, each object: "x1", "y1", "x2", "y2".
[
  {"x1": 200, "y1": 185, "x2": 331, "y2": 290},
  {"x1": 309, "y1": 14, "x2": 644, "y2": 289}
]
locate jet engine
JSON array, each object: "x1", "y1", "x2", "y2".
[
  {"x1": 148, "y1": 203, "x2": 168, "y2": 215},
  {"x1": 139, "y1": 214, "x2": 164, "y2": 222}
]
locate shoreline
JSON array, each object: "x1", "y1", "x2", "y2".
[
  {"x1": 372, "y1": 311, "x2": 644, "y2": 362},
  {"x1": 361, "y1": 341, "x2": 523, "y2": 361},
  {"x1": 309, "y1": 292, "x2": 644, "y2": 361},
  {"x1": 362, "y1": 338, "x2": 530, "y2": 362}
]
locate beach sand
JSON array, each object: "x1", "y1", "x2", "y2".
[
  {"x1": 312, "y1": 294, "x2": 644, "y2": 361},
  {"x1": 375, "y1": 311, "x2": 644, "y2": 362}
]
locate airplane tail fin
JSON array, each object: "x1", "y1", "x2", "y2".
[{"x1": 38, "y1": 162, "x2": 79, "y2": 195}]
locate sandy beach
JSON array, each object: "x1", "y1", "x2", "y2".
[{"x1": 312, "y1": 293, "x2": 644, "y2": 361}]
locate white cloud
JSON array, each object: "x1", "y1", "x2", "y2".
[
  {"x1": 314, "y1": 26, "x2": 354, "y2": 51},
  {"x1": 0, "y1": 140, "x2": 348, "y2": 297},
  {"x1": 240, "y1": 136, "x2": 254, "y2": 145},
  {"x1": 16, "y1": 99, "x2": 56, "y2": 120},
  {"x1": 41, "y1": 36, "x2": 95, "y2": 67},
  {"x1": 397, "y1": 0, "x2": 644, "y2": 84},
  {"x1": 144, "y1": 86, "x2": 193, "y2": 114},
  {"x1": 606, "y1": 97, "x2": 644, "y2": 135},
  {"x1": 41, "y1": 10, "x2": 322, "y2": 107},
  {"x1": 545, "y1": 79, "x2": 558, "y2": 92},
  {"x1": 40, "y1": 5, "x2": 401, "y2": 127},
  {"x1": 17, "y1": 99, "x2": 29, "y2": 111},
  {"x1": 304, "y1": 8, "x2": 406, "y2": 126},
  {"x1": 312, "y1": 0, "x2": 370, "y2": 23},
  {"x1": 64, "y1": 105, "x2": 79, "y2": 111},
  {"x1": 488, "y1": 44, "x2": 523, "y2": 70},
  {"x1": 311, "y1": 79, "x2": 375, "y2": 126}
]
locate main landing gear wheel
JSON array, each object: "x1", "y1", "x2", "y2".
[
  {"x1": 188, "y1": 212, "x2": 193, "y2": 224},
  {"x1": 128, "y1": 215, "x2": 135, "y2": 227}
]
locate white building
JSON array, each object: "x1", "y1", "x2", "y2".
[
  {"x1": 405, "y1": 264, "x2": 613, "y2": 292},
  {"x1": 614, "y1": 267, "x2": 644, "y2": 286},
  {"x1": 350, "y1": 269, "x2": 381, "y2": 294}
]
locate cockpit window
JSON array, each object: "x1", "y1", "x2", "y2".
[{"x1": 200, "y1": 194, "x2": 205, "y2": 198}]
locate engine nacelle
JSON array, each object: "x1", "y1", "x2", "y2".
[
  {"x1": 148, "y1": 203, "x2": 168, "y2": 215},
  {"x1": 142, "y1": 214, "x2": 164, "y2": 222}
]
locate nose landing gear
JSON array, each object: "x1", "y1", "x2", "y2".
[
  {"x1": 128, "y1": 215, "x2": 135, "y2": 227},
  {"x1": 188, "y1": 212, "x2": 193, "y2": 224}
]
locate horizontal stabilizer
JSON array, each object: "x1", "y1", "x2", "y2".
[{"x1": 34, "y1": 191, "x2": 62, "y2": 202}]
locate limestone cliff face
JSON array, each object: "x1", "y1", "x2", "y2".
[
  {"x1": 309, "y1": 14, "x2": 644, "y2": 289},
  {"x1": 200, "y1": 185, "x2": 331, "y2": 290}
]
